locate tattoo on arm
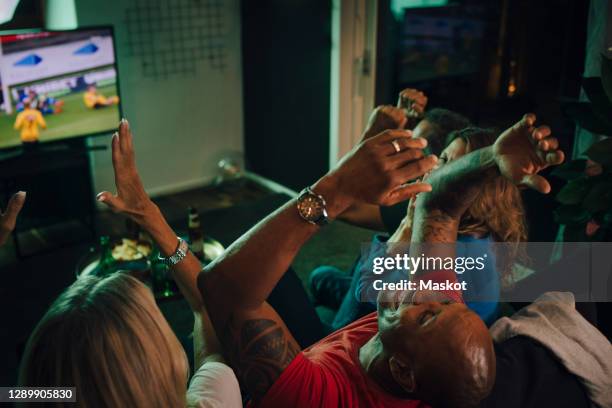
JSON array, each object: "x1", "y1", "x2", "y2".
[
  {"x1": 225, "y1": 317, "x2": 301, "y2": 401},
  {"x1": 410, "y1": 206, "x2": 460, "y2": 247},
  {"x1": 423, "y1": 147, "x2": 496, "y2": 217}
]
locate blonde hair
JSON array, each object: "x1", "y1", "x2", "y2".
[
  {"x1": 447, "y1": 128, "x2": 529, "y2": 286},
  {"x1": 19, "y1": 273, "x2": 189, "y2": 407}
]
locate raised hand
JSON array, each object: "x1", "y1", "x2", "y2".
[
  {"x1": 397, "y1": 88, "x2": 428, "y2": 117},
  {"x1": 320, "y1": 129, "x2": 437, "y2": 213},
  {"x1": 361, "y1": 105, "x2": 408, "y2": 142},
  {"x1": 493, "y1": 113, "x2": 565, "y2": 193},
  {"x1": 0, "y1": 191, "x2": 26, "y2": 246},
  {"x1": 96, "y1": 119, "x2": 155, "y2": 222}
]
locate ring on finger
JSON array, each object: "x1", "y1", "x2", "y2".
[{"x1": 391, "y1": 139, "x2": 401, "y2": 154}]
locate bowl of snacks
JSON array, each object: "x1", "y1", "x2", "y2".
[{"x1": 76, "y1": 237, "x2": 153, "y2": 280}]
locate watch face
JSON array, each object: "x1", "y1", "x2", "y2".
[{"x1": 298, "y1": 193, "x2": 325, "y2": 222}]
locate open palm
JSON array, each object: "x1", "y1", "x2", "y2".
[
  {"x1": 96, "y1": 119, "x2": 155, "y2": 222},
  {"x1": 493, "y1": 113, "x2": 565, "y2": 194}
]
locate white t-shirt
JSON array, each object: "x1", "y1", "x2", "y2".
[{"x1": 186, "y1": 361, "x2": 242, "y2": 408}]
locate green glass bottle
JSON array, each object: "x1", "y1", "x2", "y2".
[
  {"x1": 97, "y1": 236, "x2": 115, "y2": 277},
  {"x1": 188, "y1": 206, "x2": 204, "y2": 261}
]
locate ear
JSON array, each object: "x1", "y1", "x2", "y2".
[{"x1": 389, "y1": 355, "x2": 416, "y2": 393}]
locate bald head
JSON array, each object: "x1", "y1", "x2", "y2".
[{"x1": 379, "y1": 300, "x2": 496, "y2": 408}]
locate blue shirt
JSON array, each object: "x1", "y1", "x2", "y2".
[{"x1": 355, "y1": 234, "x2": 500, "y2": 324}]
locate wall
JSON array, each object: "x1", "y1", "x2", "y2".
[
  {"x1": 241, "y1": 0, "x2": 331, "y2": 190},
  {"x1": 76, "y1": 0, "x2": 244, "y2": 197},
  {"x1": 329, "y1": 0, "x2": 378, "y2": 166}
]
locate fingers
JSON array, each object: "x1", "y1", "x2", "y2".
[
  {"x1": 373, "y1": 129, "x2": 421, "y2": 145},
  {"x1": 385, "y1": 182, "x2": 432, "y2": 205},
  {"x1": 370, "y1": 105, "x2": 408, "y2": 132},
  {"x1": 362, "y1": 106, "x2": 408, "y2": 141},
  {"x1": 124, "y1": 119, "x2": 134, "y2": 150},
  {"x1": 531, "y1": 124, "x2": 563, "y2": 165},
  {"x1": 2, "y1": 191, "x2": 26, "y2": 222},
  {"x1": 537, "y1": 136, "x2": 558, "y2": 150},
  {"x1": 118, "y1": 118, "x2": 133, "y2": 153},
  {"x1": 413, "y1": 94, "x2": 428, "y2": 113},
  {"x1": 395, "y1": 155, "x2": 438, "y2": 182},
  {"x1": 513, "y1": 113, "x2": 536, "y2": 132},
  {"x1": 382, "y1": 136, "x2": 428, "y2": 156},
  {"x1": 532, "y1": 125, "x2": 551, "y2": 141},
  {"x1": 521, "y1": 174, "x2": 551, "y2": 194},
  {"x1": 111, "y1": 132, "x2": 120, "y2": 167},
  {"x1": 96, "y1": 191, "x2": 125, "y2": 213},
  {"x1": 545, "y1": 150, "x2": 565, "y2": 165},
  {"x1": 398, "y1": 114, "x2": 408, "y2": 129},
  {"x1": 379, "y1": 105, "x2": 408, "y2": 126},
  {"x1": 531, "y1": 125, "x2": 564, "y2": 164},
  {"x1": 397, "y1": 89, "x2": 428, "y2": 113},
  {"x1": 112, "y1": 119, "x2": 137, "y2": 172},
  {"x1": 387, "y1": 147, "x2": 424, "y2": 165},
  {"x1": 523, "y1": 113, "x2": 536, "y2": 127}
]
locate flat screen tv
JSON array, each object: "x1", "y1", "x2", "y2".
[
  {"x1": 0, "y1": 27, "x2": 121, "y2": 149},
  {"x1": 399, "y1": 11, "x2": 485, "y2": 84}
]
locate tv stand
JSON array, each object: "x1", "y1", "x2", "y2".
[{"x1": 0, "y1": 139, "x2": 99, "y2": 258}]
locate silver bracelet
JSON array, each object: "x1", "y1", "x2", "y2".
[{"x1": 158, "y1": 237, "x2": 189, "y2": 266}]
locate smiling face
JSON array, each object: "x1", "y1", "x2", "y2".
[{"x1": 376, "y1": 292, "x2": 496, "y2": 407}]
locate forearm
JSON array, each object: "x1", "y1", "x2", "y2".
[
  {"x1": 198, "y1": 176, "x2": 351, "y2": 319},
  {"x1": 419, "y1": 146, "x2": 497, "y2": 217},
  {"x1": 193, "y1": 311, "x2": 224, "y2": 367},
  {"x1": 137, "y1": 204, "x2": 223, "y2": 360},
  {"x1": 337, "y1": 202, "x2": 385, "y2": 231},
  {"x1": 409, "y1": 147, "x2": 496, "y2": 283},
  {"x1": 406, "y1": 205, "x2": 463, "y2": 304},
  {"x1": 410, "y1": 207, "x2": 460, "y2": 245},
  {"x1": 139, "y1": 204, "x2": 204, "y2": 311}
]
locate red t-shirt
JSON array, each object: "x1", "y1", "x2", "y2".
[
  {"x1": 255, "y1": 312, "x2": 428, "y2": 408},
  {"x1": 255, "y1": 270, "x2": 461, "y2": 408}
]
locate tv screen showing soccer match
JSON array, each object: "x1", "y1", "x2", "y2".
[{"x1": 0, "y1": 27, "x2": 120, "y2": 149}]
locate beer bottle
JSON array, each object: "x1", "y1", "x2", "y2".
[
  {"x1": 97, "y1": 235, "x2": 115, "y2": 276},
  {"x1": 188, "y1": 206, "x2": 204, "y2": 261}
]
